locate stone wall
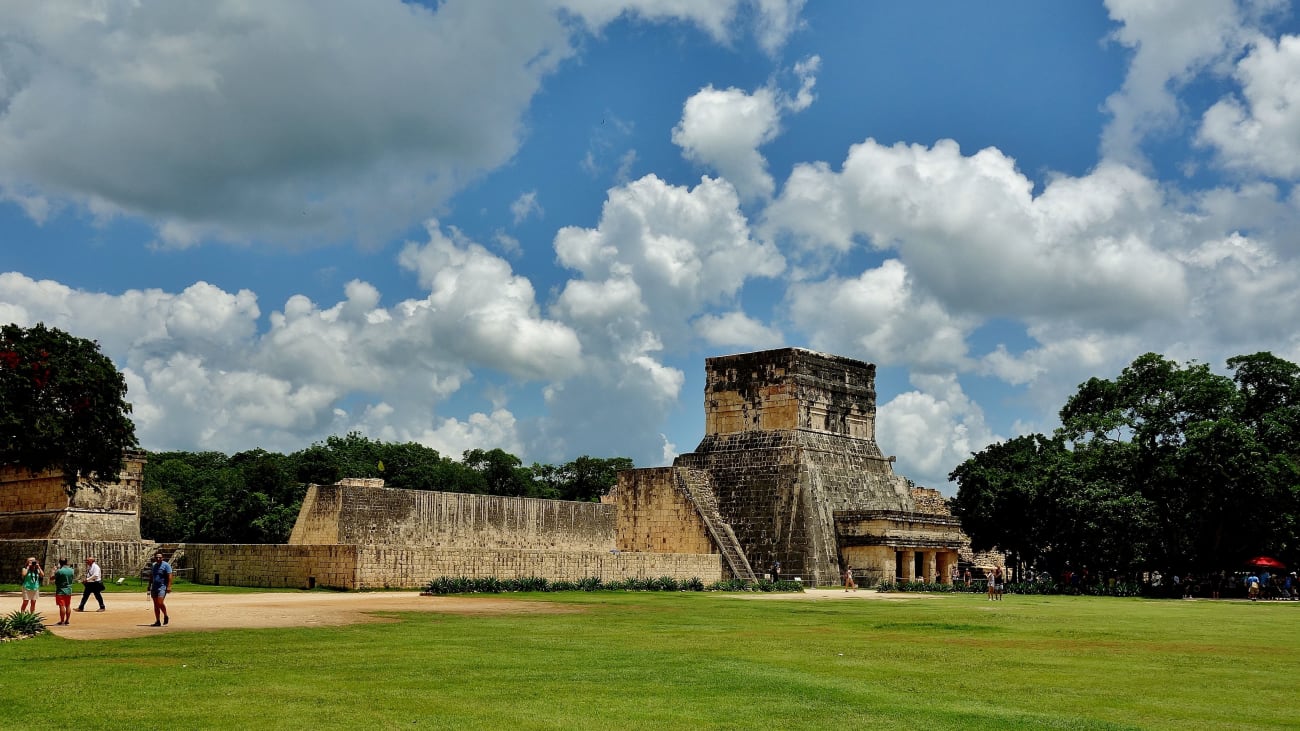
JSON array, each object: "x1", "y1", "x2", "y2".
[
  {"x1": 179, "y1": 543, "x2": 722, "y2": 590},
  {"x1": 353, "y1": 546, "x2": 721, "y2": 589},
  {"x1": 603, "y1": 468, "x2": 714, "y2": 555},
  {"x1": 705, "y1": 349, "x2": 878, "y2": 441},
  {"x1": 288, "y1": 482, "x2": 616, "y2": 550},
  {"x1": 674, "y1": 430, "x2": 913, "y2": 586},
  {"x1": 0, "y1": 453, "x2": 144, "y2": 541},
  {"x1": 910, "y1": 487, "x2": 950, "y2": 515},
  {"x1": 0, "y1": 539, "x2": 154, "y2": 582},
  {"x1": 181, "y1": 544, "x2": 361, "y2": 589}
]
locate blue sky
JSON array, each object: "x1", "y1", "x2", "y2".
[{"x1": 2, "y1": 1, "x2": 1299, "y2": 491}]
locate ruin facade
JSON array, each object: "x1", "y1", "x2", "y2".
[
  {"x1": 2, "y1": 348, "x2": 988, "y2": 591},
  {"x1": 606, "y1": 348, "x2": 969, "y2": 586},
  {"x1": 0, "y1": 452, "x2": 155, "y2": 579}
]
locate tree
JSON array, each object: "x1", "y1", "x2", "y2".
[
  {"x1": 951, "y1": 351, "x2": 1300, "y2": 577},
  {"x1": 0, "y1": 323, "x2": 137, "y2": 485}
]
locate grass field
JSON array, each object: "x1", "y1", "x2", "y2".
[{"x1": 1, "y1": 590, "x2": 1295, "y2": 730}]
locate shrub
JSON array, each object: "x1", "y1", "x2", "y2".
[
  {"x1": 2, "y1": 610, "x2": 46, "y2": 638},
  {"x1": 421, "y1": 575, "x2": 802, "y2": 595}
]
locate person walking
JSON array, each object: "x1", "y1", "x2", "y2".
[
  {"x1": 147, "y1": 552, "x2": 172, "y2": 627},
  {"x1": 20, "y1": 557, "x2": 43, "y2": 612},
  {"x1": 53, "y1": 558, "x2": 75, "y2": 625},
  {"x1": 76, "y1": 556, "x2": 106, "y2": 612},
  {"x1": 843, "y1": 564, "x2": 856, "y2": 592}
]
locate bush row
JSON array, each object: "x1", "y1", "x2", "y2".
[
  {"x1": 422, "y1": 576, "x2": 805, "y2": 595},
  {"x1": 876, "y1": 580, "x2": 1145, "y2": 597},
  {"x1": 0, "y1": 610, "x2": 46, "y2": 640}
]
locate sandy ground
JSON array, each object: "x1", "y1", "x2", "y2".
[
  {"x1": 7, "y1": 587, "x2": 942, "y2": 641},
  {"x1": 8, "y1": 591, "x2": 579, "y2": 641}
]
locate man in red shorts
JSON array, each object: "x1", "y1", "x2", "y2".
[{"x1": 52, "y1": 557, "x2": 76, "y2": 625}]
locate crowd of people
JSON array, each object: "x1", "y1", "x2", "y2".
[{"x1": 12, "y1": 553, "x2": 174, "y2": 626}]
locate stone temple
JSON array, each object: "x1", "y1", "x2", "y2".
[
  {"x1": 605, "y1": 347, "x2": 969, "y2": 586},
  {"x1": 1, "y1": 347, "x2": 985, "y2": 589}
]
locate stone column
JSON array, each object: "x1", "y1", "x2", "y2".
[
  {"x1": 901, "y1": 549, "x2": 915, "y2": 582},
  {"x1": 936, "y1": 551, "x2": 956, "y2": 584},
  {"x1": 923, "y1": 551, "x2": 937, "y2": 583}
]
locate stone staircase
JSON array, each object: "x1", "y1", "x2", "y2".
[{"x1": 674, "y1": 468, "x2": 757, "y2": 581}]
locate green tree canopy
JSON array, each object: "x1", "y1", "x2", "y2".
[
  {"x1": 0, "y1": 323, "x2": 137, "y2": 485},
  {"x1": 951, "y1": 352, "x2": 1300, "y2": 575}
]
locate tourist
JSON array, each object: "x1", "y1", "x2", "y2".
[
  {"x1": 147, "y1": 552, "x2": 172, "y2": 626},
  {"x1": 993, "y1": 566, "x2": 1004, "y2": 601},
  {"x1": 53, "y1": 557, "x2": 75, "y2": 625},
  {"x1": 843, "y1": 564, "x2": 856, "y2": 592},
  {"x1": 20, "y1": 557, "x2": 43, "y2": 612},
  {"x1": 77, "y1": 556, "x2": 106, "y2": 612},
  {"x1": 770, "y1": 559, "x2": 780, "y2": 583},
  {"x1": 986, "y1": 570, "x2": 996, "y2": 600},
  {"x1": 963, "y1": 568, "x2": 972, "y2": 587},
  {"x1": 1246, "y1": 572, "x2": 1260, "y2": 601}
]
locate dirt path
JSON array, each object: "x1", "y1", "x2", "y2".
[{"x1": 13, "y1": 591, "x2": 577, "y2": 640}]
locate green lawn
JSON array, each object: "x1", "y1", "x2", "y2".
[{"x1": 1, "y1": 591, "x2": 1295, "y2": 730}]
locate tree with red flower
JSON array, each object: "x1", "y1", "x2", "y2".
[{"x1": 0, "y1": 323, "x2": 138, "y2": 487}]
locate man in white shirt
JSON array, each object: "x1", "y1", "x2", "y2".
[{"x1": 76, "y1": 556, "x2": 106, "y2": 612}]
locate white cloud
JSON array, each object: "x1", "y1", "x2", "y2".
[
  {"x1": 693, "y1": 311, "x2": 784, "y2": 349},
  {"x1": 1099, "y1": 0, "x2": 1282, "y2": 164},
  {"x1": 877, "y1": 373, "x2": 1001, "y2": 492},
  {"x1": 0, "y1": 0, "x2": 808, "y2": 248},
  {"x1": 555, "y1": 174, "x2": 784, "y2": 341},
  {"x1": 787, "y1": 259, "x2": 975, "y2": 370},
  {"x1": 673, "y1": 86, "x2": 781, "y2": 200},
  {"x1": 1198, "y1": 33, "x2": 1300, "y2": 178},
  {"x1": 671, "y1": 57, "x2": 819, "y2": 201},
  {"x1": 557, "y1": 0, "x2": 806, "y2": 53},
  {"x1": 510, "y1": 191, "x2": 543, "y2": 225},
  {"x1": 397, "y1": 221, "x2": 583, "y2": 380},
  {"x1": 765, "y1": 139, "x2": 1188, "y2": 329}
]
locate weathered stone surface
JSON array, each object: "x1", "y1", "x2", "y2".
[
  {"x1": 180, "y1": 542, "x2": 722, "y2": 589},
  {"x1": 289, "y1": 482, "x2": 616, "y2": 551},
  {"x1": 0, "y1": 453, "x2": 145, "y2": 541},
  {"x1": 613, "y1": 348, "x2": 925, "y2": 585}
]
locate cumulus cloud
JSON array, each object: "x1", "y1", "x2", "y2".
[
  {"x1": 0, "y1": 219, "x2": 582, "y2": 456},
  {"x1": 1198, "y1": 33, "x2": 1300, "y2": 178},
  {"x1": 554, "y1": 174, "x2": 784, "y2": 339},
  {"x1": 0, "y1": 0, "x2": 808, "y2": 248},
  {"x1": 877, "y1": 373, "x2": 1001, "y2": 491},
  {"x1": 558, "y1": 0, "x2": 806, "y2": 53},
  {"x1": 1099, "y1": 0, "x2": 1282, "y2": 164},
  {"x1": 397, "y1": 221, "x2": 583, "y2": 380},
  {"x1": 787, "y1": 259, "x2": 975, "y2": 371},
  {"x1": 673, "y1": 86, "x2": 781, "y2": 200},
  {"x1": 693, "y1": 311, "x2": 784, "y2": 349},
  {"x1": 764, "y1": 139, "x2": 1188, "y2": 329},
  {"x1": 671, "y1": 56, "x2": 819, "y2": 201}
]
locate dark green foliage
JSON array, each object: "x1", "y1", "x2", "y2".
[
  {"x1": 421, "y1": 576, "x2": 803, "y2": 595},
  {"x1": 951, "y1": 351, "x2": 1300, "y2": 577},
  {"x1": 0, "y1": 323, "x2": 138, "y2": 486},
  {"x1": 142, "y1": 435, "x2": 636, "y2": 543},
  {"x1": 1, "y1": 610, "x2": 47, "y2": 638}
]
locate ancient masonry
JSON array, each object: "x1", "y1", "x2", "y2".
[
  {"x1": 605, "y1": 348, "x2": 975, "y2": 586},
  {"x1": 1, "y1": 348, "x2": 990, "y2": 590},
  {"x1": 0, "y1": 452, "x2": 156, "y2": 579}
]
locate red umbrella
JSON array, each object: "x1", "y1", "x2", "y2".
[{"x1": 1245, "y1": 556, "x2": 1287, "y2": 570}]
